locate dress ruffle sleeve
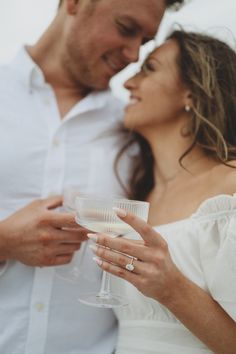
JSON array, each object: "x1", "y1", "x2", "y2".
[{"x1": 192, "y1": 194, "x2": 236, "y2": 320}]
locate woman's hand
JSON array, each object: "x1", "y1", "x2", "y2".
[
  {"x1": 90, "y1": 209, "x2": 236, "y2": 354},
  {"x1": 88, "y1": 208, "x2": 184, "y2": 305}
]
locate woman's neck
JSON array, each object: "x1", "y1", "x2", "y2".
[{"x1": 143, "y1": 126, "x2": 216, "y2": 187}]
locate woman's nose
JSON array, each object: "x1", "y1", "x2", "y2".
[
  {"x1": 124, "y1": 77, "x2": 135, "y2": 91},
  {"x1": 124, "y1": 71, "x2": 141, "y2": 91}
]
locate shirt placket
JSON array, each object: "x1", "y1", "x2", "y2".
[{"x1": 25, "y1": 84, "x2": 66, "y2": 354}]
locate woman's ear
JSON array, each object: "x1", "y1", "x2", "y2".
[{"x1": 184, "y1": 91, "x2": 193, "y2": 111}]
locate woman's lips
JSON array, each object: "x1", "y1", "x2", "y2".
[{"x1": 125, "y1": 97, "x2": 140, "y2": 109}]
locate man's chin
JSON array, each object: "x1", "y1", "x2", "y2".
[
  {"x1": 75, "y1": 78, "x2": 109, "y2": 94},
  {"x1": 92, "y1": 79, "x2": 110, "y2": 91}
]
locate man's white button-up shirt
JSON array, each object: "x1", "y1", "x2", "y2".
[{"x1": 0, "y1": 48, "x2": 130, "y2": 354}]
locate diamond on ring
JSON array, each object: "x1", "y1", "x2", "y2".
[
  {"x1": 125, "y1": 257, "x2": 135, "y2": 272},
  {"x1": 125, "y1": 263, "x2": 134, "y2": 271}
]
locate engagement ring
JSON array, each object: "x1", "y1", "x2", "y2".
[{"x1": 125, "y1": 257, "x2": 135, "y2": 272}]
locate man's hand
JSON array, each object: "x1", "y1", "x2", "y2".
[{"x1": 0, "y1": 196, "x2": 88, "y2": 267}]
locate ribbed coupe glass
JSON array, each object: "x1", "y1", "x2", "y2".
[{"x1": 75, "y1": 195, "x2": 149, "y2": 308}]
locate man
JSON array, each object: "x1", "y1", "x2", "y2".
[{"x1": 0, "y1": 0, "x2": 184, "y2": 353}]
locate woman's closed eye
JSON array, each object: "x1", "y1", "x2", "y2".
[{"x1": 141, "y1": 60, "x2": 156, "y2": 74}]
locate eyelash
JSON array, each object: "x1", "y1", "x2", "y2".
[
  {"x1": 117, "y1": 23, "x2": 137, "y2": 37},
  {"x1": 116, "y1": 22, "x2": 152, "y2": 45},
  {"x1": 141, "y1": 62, "x2": 155, "y2": 74}
]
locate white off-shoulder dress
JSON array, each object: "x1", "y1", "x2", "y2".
[{"x1": 113, "y1": 194, "x2": 236, "y2": 354}]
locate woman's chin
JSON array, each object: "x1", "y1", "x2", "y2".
[
  {"x1": 123, "y1": 118, "x2": 135, "y2": 130},
  {"x1": 124, "y1": 113, "x2": 137, "y2": 129}
]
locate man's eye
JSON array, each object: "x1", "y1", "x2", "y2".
[{"x1": 118, "y1": 23, "x2": 137, "y2": 37}]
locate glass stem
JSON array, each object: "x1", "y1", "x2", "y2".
[
  {"x1": 77, "y1": 242, "x2": 87, "y2": 268},
  {"x1": 98, "y1": 271, "x2": 111, "y2": 298}
]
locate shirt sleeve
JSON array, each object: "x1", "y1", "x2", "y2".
[{"x1": 0, "y1": 260, "x2": 8, "y2": 276}]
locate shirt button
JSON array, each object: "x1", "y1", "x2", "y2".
[
  {"x1": 53, "y1": 138, "x2": 60, "y2": 147},
  {"x1": 35, "y1": 302, "x2": 45, "y2": 312}
]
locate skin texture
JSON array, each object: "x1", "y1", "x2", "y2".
[
  {"x1": 124, "y1": 40, "x2": 191, "y2": 135},
  {"x1": 0, "y1": 0, "x2": 167, "y2": 266},
  {"x1": 61, "y1": 0, "x2": 165, "y2": 90},
  {"x1": 28, "y1": 0, "x2": 166, "y2": 117},
  {"x1": 0, "y1": 196, "x2": 88, "y2": 266},
  {"x1": 88, "y1": 39, "x2": 236, "y2": 353},
  {"x1": 90, "y1": 211, "x2": 236, "y2": 354}
]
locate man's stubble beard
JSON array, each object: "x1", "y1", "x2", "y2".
[{"x1": 63, "y1": 36, "x2": 109, "y2": 94}]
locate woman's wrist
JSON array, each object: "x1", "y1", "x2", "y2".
[{"x1": 159, "y1": 269, "x2": 192, "y2": 310}]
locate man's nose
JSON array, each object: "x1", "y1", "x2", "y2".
[{"x1": 122, "y1": 38, "x2": 142, "y2": 63}]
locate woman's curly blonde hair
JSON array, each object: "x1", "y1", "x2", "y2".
[{"x1": 115, "y1": 31, "x2": 236, "y2": 200}]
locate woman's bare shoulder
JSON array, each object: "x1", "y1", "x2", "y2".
[{"x1": 211, "y1": 161, "x2": 236, "y2": 194}]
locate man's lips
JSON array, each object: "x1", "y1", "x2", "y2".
[{"x1": 103, "y1": 55, "x2": 125, "y2": 74}]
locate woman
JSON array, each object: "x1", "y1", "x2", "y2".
[{"x1": 88, "y1": 31, "x2": 236, "y2": 353}]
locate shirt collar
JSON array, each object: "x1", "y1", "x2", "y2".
[
  {"x1": 10, "y1": 46, "x2": 45, "y2": 93},
  {"x1": 65, "y1": 90, "x2": 112, "y2": 119},
  {"x1": 10, "y1": 47, "x2": 117, "y2": 116}
]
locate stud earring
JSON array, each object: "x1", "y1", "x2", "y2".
[{"x1": 185, "y1": 105, "x2": 191, "y2": 112}]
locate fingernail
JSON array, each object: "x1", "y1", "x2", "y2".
[
  {"x1": 87, "y1": 233, "x2": 98, "y2": 242},
  {"x1": 112, "y1": 207, "x2": 127, "y2": 217},
  {"x1": 92, "y1": 257, "x2": 102, "y2": 266},
  {"x1": 89, "y1": 244, "x2": 98, "y2": 253}
]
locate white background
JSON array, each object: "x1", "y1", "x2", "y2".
[{"x1": 0, "y1": 0, "x2": 235, "y2": 100}]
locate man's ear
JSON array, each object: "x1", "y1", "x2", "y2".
[{"x1": 66, "y1": 0, "x2": 78, "y2": 15}]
